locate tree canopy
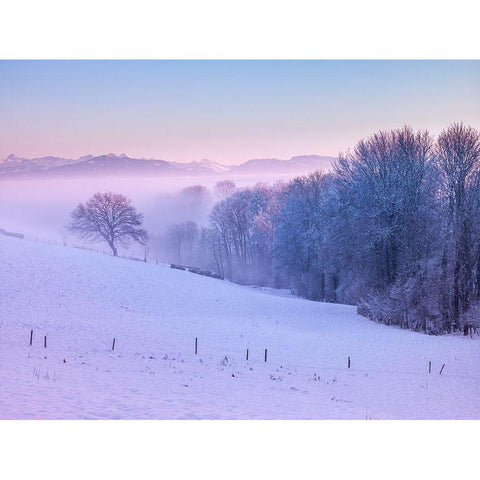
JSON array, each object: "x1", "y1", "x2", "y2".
[{"x1": 69, "y1": 192, "x2": 148, "y2": 256}]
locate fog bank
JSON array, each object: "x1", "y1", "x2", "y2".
[{"x1": 0, "y1": 173, "x2": 292, "y2": 258}]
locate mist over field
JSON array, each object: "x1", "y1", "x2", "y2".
[{"x1": 0, "y1": 172, "x2": 291, "y2": 257}]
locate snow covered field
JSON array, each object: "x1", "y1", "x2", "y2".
[{"x1": 0, "y1": 234, "x2": 479, "y2": 419}]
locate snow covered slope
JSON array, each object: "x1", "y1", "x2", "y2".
[{"x1": 0, "y1": 234, "x2": 479, "y2": 419}]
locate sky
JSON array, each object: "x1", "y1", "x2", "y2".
[{"x1": 1, "y1": 60, "x2": 479, "y2": 165}]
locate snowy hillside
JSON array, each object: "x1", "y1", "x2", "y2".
[{"x1": 0, "y1": 234, "x2": 479, "y2": 419}]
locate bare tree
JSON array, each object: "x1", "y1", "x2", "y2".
[
  {"x1": 166, "y1": 221, "x2": 199, "y2": 264},
  {"x1": 214, "y1": 180, "x2": 236, "y2": 200},
  {"x1": 210, "y1": 185, "x2": 279, "y2": 284},
  {"x1": 69, "y1": 192, "x2": 148, "y2": 256}
]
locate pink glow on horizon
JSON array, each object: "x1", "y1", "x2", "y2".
[{"x1": 1, "y1": 60, "x2": 479, "y2": 163}]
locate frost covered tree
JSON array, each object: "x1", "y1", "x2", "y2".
[
  {"x1": 210, "y1": 189, "x2": 253, "y2": 282},
  {"x1": 177, "y1": 185, "x2": 212, "y2": 222},
  {"x1": 435, "y1": 123, "x2": 480, "y2": 333},
  {"x1": 274, "y1": 172, "x2": 337, "y2": 300},
  {"x1": 69, "y1": 192, "x2": 148, "y2": 256},
  {"x1": 333, "y1": 127, "x2": 442, "y2": 330},
  {"x1": 201, "y1": 123, "x2": 480, "y2": 335},
  {"x1": 214, "y1": 180, "x2": 236, "y2": 200},
  {"x1": 210, "y1": 183, "x2": 281, "y2": 284},
  {"x1": 335, "y1": 127, "x2": 435, "y2": 288},
  {"x1": 166, "y1": 221, "x2": 199, "y2": 264}
]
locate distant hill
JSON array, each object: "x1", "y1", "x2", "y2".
[
  {"x1": 0, "y1": 154, "x2": 80, "y2": 176},
  {"x1": 47, "y1": 153, "x2": 179, "y2": 177},
  {"x1": 170, "y1": 158, "x2": 231, "y2": 174},
  {"x1": 228, "y1": 155, "x2": 336, "y2": 175},
  {"x1": 0, "y1": 153, "x2": 335, "y2": 179}
]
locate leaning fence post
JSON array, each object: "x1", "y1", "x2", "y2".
[
  {"x1": 29, "y1": 330, "x2": 33, "y2": 346},
  {"x1": 112, "y1": 338, "x2": 116, "y2": 351},
  {"x1": 439, "y1": 364, "x2": 445, "y2": 375}
]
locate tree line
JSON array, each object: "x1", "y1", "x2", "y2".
[
  {"x1": 70, "y1": 123, "x2": 480, "y2": 335},
  {"x1": 163, "y1": 123, "x2": 480, "y2": 335}
]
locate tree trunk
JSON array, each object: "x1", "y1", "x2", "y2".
[
  {"x1": 319, "y1": 272, "x2": 325, "y2": 301},
  {"x1": 109, "y1": 242, "x2": 118, "y2": 256},
  {"x1": 453, "y1": 256, "x2": 460, "y2": 331},
  {"x1": 476, "y1": 245, "x2": 480, "y2": 299}
]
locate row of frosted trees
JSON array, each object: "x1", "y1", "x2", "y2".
[{"x1": 167, "y1": 123, "x2": 480, "y2": 335}]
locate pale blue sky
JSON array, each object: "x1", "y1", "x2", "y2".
[{"x1": 1, "y1": 60, "x2": 479, "y2": 163}]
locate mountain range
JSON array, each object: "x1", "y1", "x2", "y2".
[{"x1": 0, "y1": 153, "x2": 335, "y2": 179}]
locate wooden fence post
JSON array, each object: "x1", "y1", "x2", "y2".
[
  {"x1": 264, "y1": 349, "x2": 267, "y2": 362},
  {"x1": 195, "y1": 337, "x2": 198, "y2": 355},
  {"x1": 112, "y1": 338, "x2": 116, "y2": 351},
  {"x1": 30, "y1": 330, "x2": 33, "y2": 346}
]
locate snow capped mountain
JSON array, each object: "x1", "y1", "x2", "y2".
[
  {"x1": 49, "y1": 154, "x2": 178, "y2": 177},
  {"x1": 289, "y1": 155, "x2": 336, "y2": 167},
  {"x1": 228, "y1": 155, "x2": 336, "y2": 175},
  {"x1": 172, "y1": 158, "x2": 231, "y2": 174},
  {"x1": 0, "y1": 153, "x2": 336, "y2": 179},
  {"x1": 0, "y1": 154, "x2": 79, "y2": 175},
  {"x1": 77, "y1": 155, "x2": 95, "y2": 162},
  {"x1": 2, "y1": 154, "x2": 23, "y2": 163},
  {"x1": 228, "y1": 158, "x2": 284, "y2": 173}
]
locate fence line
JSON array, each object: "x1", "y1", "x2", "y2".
[{"x1": 21, "y1": 328, "x2": 473, "y2": 382}]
